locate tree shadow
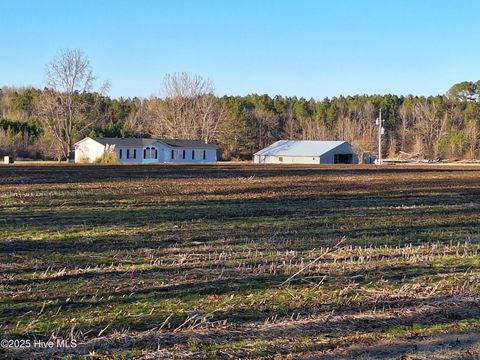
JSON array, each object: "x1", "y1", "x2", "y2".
[{"x1": 1, "y1": 164, "x2": 479, "y2": 185}]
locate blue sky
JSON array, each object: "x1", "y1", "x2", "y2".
[{"x1": 1, "y1": 0, "x2": 479, "y2": 99}]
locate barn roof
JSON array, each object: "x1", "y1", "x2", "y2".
[
  {"x1": 254, "y1": 140, "x2": 348, "y2": 157},
  {"x1": 83, "y1": 137, "x2": 216, "y2": 149}
]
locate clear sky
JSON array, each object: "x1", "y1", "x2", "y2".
[{"x1": 1, "y1": 0, "x2": 479, "y2": 99}]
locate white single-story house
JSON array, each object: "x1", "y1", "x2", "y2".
[
  {"x1": 254, "y1": 140, "x2": 358, "y2": 164},
  {"x1": 73, "y1": 137, "x2": 217, "y2": 164}
]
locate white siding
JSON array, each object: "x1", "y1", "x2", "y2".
[
  {"x1": 166, "y1": 148, "x2": 216, "y2": 163},
  {"x1": 74, "y1": 138, "x2": 217, "y2": 164},
  {"x1": 116, "y1": 146, "x2": 216, "y2": 163},
  {"x1": 116, "y1": 147, "x2": 145, "y2": 163},
  {"x1": 74, "y1": 138, "x2": 106, "y2": 163},
  {"x1": 254, "y1": 155, "x2": 320, "y2": 164}
]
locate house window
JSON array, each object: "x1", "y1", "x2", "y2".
[
  {"x1": 171, "y1": 149, "x2": 174, "y2": 160},
  {"x1": 119, "y1": 149, "x2": 122, "y2": 159},
  {"x1": 279, "y1": 157, "x2": 283, "y2": 162},
  {"x1": 192, "y1": 150, "x2": 195, "y2": 160},
  {"x1": 182, "y1": 150, "x2": 186, "y2": 160},
  {"x1": 127, "y1": 149, "x2": 136, "y2": 159},
  {"x1": 203, "y1": 150, "x2": 206, "y2": 160},
  {"x1": 144, "y1": 147, "x2": 157, "y2": 159}
]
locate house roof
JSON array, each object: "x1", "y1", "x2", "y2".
[
  {"x1": 161, "y1": 139, "x2": 217, "y2": 149},
  {"x1": 91, "y1": 137, "x2": 158, "y2": 147},
  {"x1": 82, "y1": 137, "x2": 216, "y2": 149},
  {"x1": 254, "y1": 140, "x2": 348, "y2": 157}
]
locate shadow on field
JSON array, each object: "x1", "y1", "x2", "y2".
[
  {"x1": 1, "y1": 164, "x2": 480, "y2": 185},
  {"x1": 1, "y1": 186, "x2": 479, "y2": 227},
  {"x1": 0, "y1": 273, "x2": 287, "y2": 320},
  {"x1": 2, "y1": 259, "x2": 477, "y2": 331},
  {"x1": 1, "y1": 198, "x2": 478, "y2": 257},
  {"x1": 7, "y1": 293, "x2": 479, "y2": 359}
]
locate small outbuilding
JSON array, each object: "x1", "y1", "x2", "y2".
[
  {"x1": 3, "y1": 156, "x2": 14, "y2": 164},
  {"x1": 254, "y1": 140, "x2": 358, "y2": 164}
]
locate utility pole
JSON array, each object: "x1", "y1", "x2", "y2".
[{"x1": 376, "y1": 109, "x2": 385, "y2": 165}]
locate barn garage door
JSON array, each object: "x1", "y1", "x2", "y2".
[{"x1": 334, "y1": 154, "x2": 353, "y2": 164}]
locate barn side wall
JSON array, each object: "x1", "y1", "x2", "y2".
[{"x1": 254, "y1": 155, "x2": 320, "y2": 164}]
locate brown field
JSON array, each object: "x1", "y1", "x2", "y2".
[{"x1": 0, "y1": 164, "x2": 479, "y2": 359}]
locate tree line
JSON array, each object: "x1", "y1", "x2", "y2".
[{"x1": 1, "y1": 50, "x2": 479, "y2": 161}]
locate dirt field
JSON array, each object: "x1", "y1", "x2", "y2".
[{"x1": 0, "y1": 164, "x2": 479, "y2": 359}]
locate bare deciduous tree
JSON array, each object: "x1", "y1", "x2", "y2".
[
  {"x1": 465, "y1": 119, "x2": 479, "y2": 158},
  {"x1": 282, "y1": 105, "x2": 299, "y2": 140},
  {"x1": 131, "y1": 73, "x2": 223, "y2": 142},
  {"x1": 249, "y1": 108, "x2": 281, "y2": 149},
  {"x1": 399, "y1": 103, "x2": 411, "y2": 152},
  {"x1": 127, "y1": 97, "x2": 162, "y2": 136},
  {"x1": 157, "y1": 73, "x2": 223, "y2": 141},
  {"x1": 35, "y1": 49, "x2": 105, "y2": 160},
  {"x1": 412, "y1": 98, "x2": 447, "y2": 159}
]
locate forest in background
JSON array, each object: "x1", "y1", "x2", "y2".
[{"x1": 1, "y1": 70, "x2": 479, "y2": 161}]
